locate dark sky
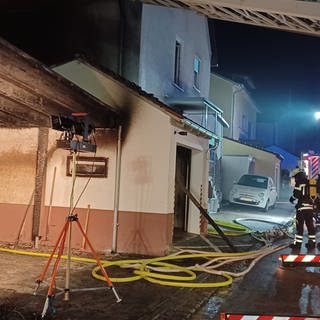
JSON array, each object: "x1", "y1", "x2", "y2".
[
  {"x1": 211, "y1": 20, "x2": 320, "y2": 122},
  {"x1": 1, "y1": 4, "x2": 319, "y2": 152}
]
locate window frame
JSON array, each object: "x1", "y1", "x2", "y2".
[
  {"x1": 193, "y1": 55, "x2": 201, "y2": 91},
  {"x1": 174, "y1": 39, "x2": 183, "y2": 88}
]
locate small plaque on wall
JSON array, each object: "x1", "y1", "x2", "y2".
[{"x1": 66, "y1": 156, "x2": 108, "y2": 178}]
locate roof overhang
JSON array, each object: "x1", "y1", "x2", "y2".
[
  {"x1": 0, "y1": 37, "x2": 121, "y2": 129},
  {"x1": 166, "y1": 96, "x2": 229, "y2": 128}
]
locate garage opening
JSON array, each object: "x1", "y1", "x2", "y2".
[{"x1": 174, "y1": 145, "x2": 191, "y2": 233}]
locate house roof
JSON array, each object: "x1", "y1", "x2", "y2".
[
  {"x1": 224, "y1": 137, "x2": 284, "y2": 161},
  {"x1": 53, "y1": 57, "x2": 218, "y2": 140},
  {"x1": 0, "y1": 37, "x2": 122, "y2": 129},
  {"x1": 265, "y1": 145, "x2": 299, "y2": 171}
]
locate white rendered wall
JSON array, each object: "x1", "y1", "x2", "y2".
[
  {"x1": 140, "y1": 4, "x2": 212, "y2": 101},
  {"x1": 53, "y1": 60, "x2": 209, "y2": 231},
  {"x1": 45, "y1": 129, "x2": 117, "y2": 210}
]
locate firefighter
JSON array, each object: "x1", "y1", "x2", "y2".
[
  {"x1": 315, "y1": 174, "x2": 320, "y2": 225},
  {"x1": 289, "y1": 168, "x2": 316, "y2": 249}
]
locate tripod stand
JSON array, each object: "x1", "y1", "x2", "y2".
[{"x1": 34, "y1": 151, "x2": 121, "y2": 319}]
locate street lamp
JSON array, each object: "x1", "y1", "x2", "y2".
[{"x1": 315, "y1": 111, "x2": 320, "y2": 120}]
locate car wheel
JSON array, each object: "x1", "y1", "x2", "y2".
[{"x1": 263, "y1": 200, "x2": 270, "y2": 212}]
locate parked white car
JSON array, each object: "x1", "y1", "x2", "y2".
[{"x1": 229, "y1": 174, "x2": 278, "y2": 211}]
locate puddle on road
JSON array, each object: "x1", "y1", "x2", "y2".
[
  {"x1": 191, "y1": 295, "x2": 224, "y2": 319},
  {"x1": 299, "y1": 284, "x2": 320, "y2": 315},
  {"x1": 191, "y1": 286, "x2": 233, "y2": 320}
]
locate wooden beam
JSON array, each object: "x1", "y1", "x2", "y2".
[
  {"x1": 0, "y1": 38, "x2": 121, "y2": 128},
  {"x1": 0, "y1": 95, "x2": 51, "y2": 127},
  {"x1": 32, "y1": 127, "x2": 48, "y2": 240},
  {"x1": 0, "y1": 109, "x2": 35, "y2": 127}
]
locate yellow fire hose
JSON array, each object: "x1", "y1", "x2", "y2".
[
  {"x1": 0, "y1": 242, "x2": 288, "y2": 289},
  {"x1": 208, "y1": 219, "x2": 252, "y2": 236}
]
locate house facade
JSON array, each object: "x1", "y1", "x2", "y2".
[
  {"x1": 209, "y1": 73, "x2": 259, "y2": 142},
  {"x1": 139, "y1": 4, "x2": 212, "y2": 101}
]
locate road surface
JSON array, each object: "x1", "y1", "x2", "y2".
[
  {"x1": 213, "y1": 200, "x2": 295, "y2": 232},
  {"x1": 192, "y1": 200, "x2": 320, "y2": 319}
]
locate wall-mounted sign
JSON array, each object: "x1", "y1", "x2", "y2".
[{"x1": 66, "y1": 156, "x2": 108, "y2": 178}]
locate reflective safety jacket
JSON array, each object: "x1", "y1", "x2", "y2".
[{"x1": 292, "y1": 171, "x2": 314, "y2": 211}]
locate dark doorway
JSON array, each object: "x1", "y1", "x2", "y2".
[{"x1": 174, "y1": 146, "x2": 191, "y2": 232}]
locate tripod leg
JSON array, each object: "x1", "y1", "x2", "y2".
[
  {"x1": 75, "y1": 220, "x2": 122, "y2": 302},
  {"x1": 34, "y1": 219, "x2": 69, "y2": 295},
  {"x1": 41, "y1": 220, "x2": 69, "y2": 319},
  {"x1": 47, "y1": 220, "x2": 69, "y2": 296},
  {"x1": 64, "y1": 152, "x2": 77, "y2": 301}
]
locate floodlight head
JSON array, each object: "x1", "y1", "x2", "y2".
[{"x1": 52, "y1": 114, "x2": 96, "y2": 153}]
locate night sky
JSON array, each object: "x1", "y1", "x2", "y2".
[
  {"x1": 211, "y1": 20, "x2": 320, "y2": 153},
  {"x1": 212, "y1": 20, "x2": 320, "y2": 117},
  {"x1": 1, "y1": 3, "x2": 320, "y2": 153}
]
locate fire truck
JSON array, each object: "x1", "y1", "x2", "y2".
[{"x1": 301, "y1": 152, "x2": 320, "y2": 179}]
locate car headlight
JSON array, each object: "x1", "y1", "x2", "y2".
[{"x1": 258, "y1": 192, "x2": 265, "y2": 199}]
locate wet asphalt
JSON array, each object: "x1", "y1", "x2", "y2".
[{"x1": 192, "y1": 200, "x2": 320, "y2": 319}]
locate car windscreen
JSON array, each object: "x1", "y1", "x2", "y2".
[{"x1": 237, "y1": 175, "x2": 268, "y2": 189}]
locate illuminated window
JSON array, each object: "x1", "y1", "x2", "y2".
[
  {"x1": 174, "y1": 41, "x2": 182, "y2": 87},
  {"x1": 193, "y1": 56, "x2": 201, "y2": 90}
]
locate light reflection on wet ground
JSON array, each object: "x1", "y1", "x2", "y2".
[
  {"x1": 192, "y1": 251, "x2": 320, "y2": 319},
  {"x1": 192, "y1": 202, "x2": 320, "y2": 319},
  {"x1": 191, "y1": 295, "x2": 225, "y2": 320},
  {"x1": 234, "y1": 218, "x2": 290, "y2": 232}
]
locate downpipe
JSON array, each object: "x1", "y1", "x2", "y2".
[{"x1": 112, "y1": 125, "x2": 122, "y2": 253}]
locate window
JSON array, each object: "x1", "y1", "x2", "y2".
[
  {"x1": 241, "y1": 114, "x2": 247, "y2": 132},
  {"x1": 238, "y1": 175, "x2": 268, "y2": 189},
  {"x1": 193, "y1": 56, "x2": 201, "y2": 90},
  {"x1": 174, "y1": 41, "x2": 182, "y2": 87},
  {"x1": 248, "y1": 121, "x2": 252, "y2": 139}
]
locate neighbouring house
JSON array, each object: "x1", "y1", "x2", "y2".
[
  {"x1": 139, "y1": 4, "x2": 212, "y2": 102},
  {"x1": 209, "y1": 73, "x2": 263, "y2": 207},
  {"x1": 209, "y1": 73, "x2": 259, "y2": 141},
  {"x1": 221, "y1": 138, "x2": 282, "y2": 201}
]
